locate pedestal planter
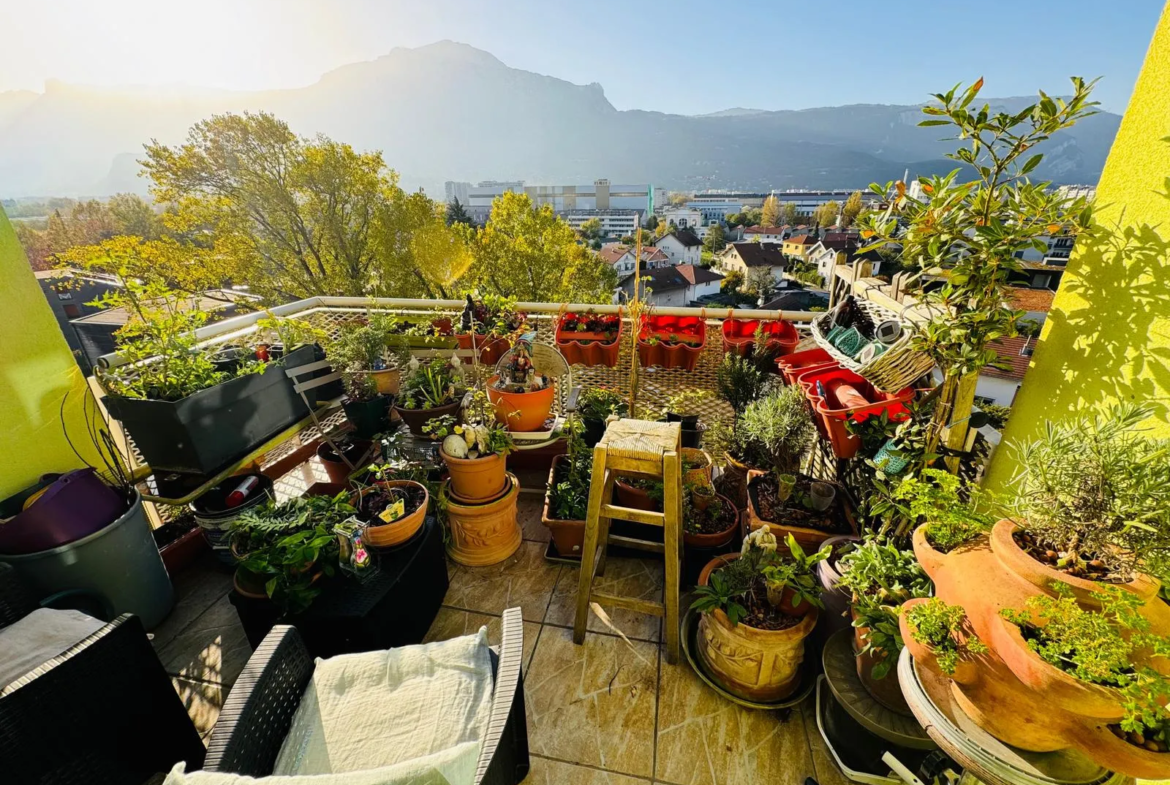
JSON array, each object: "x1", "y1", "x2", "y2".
[
  {"x1": 556, "y1": 312, "x2": 622, "y2": 367},
  {"x1": 457, "y1": 333, "x2": 510, "y2": 365},
  {"x1": 542, "y1": 456, "x2": 585, "y2": 557},
  {"x1": 102, "y1": 344, "x2": 317, "y2": 475},
  {"x1": 721, "y1": 319, "x2": 799, "y2": 357},
  {"x1": 696, "y1": 554, "x2": 818, "y2": 702},
  {"x1": 370, "y1": 368, "x2": 400, "y2": 396},
  {"x1": 343, "y1": 395, "x2": 393, "y2": 438},
  {"x1": 316, "y1": 440, "x2": 374, "y2": 485},
  {"x1": 393, "y1": 400, "x2": 461, "y2": 438},
  {"x1": 746, "y1": 470, "x2": 856, "y2": 551},
  {"x1": 441, "y1": 449, "x2": 507, "y2": 502},
  {"x1": 486, "y1": 376, "x2": 555, "y2": 432},
  {"x1": 637, "y1": 315, "x2": 706, "y2": 371},
  {"x1": 352, "y1": 480, "x2": 429, "y2": 549},
  {"x1": 444, "y1": 473, "x2": 522, "y2": 567}
]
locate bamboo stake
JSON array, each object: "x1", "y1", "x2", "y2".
[{"x1": 626, "y1": 227, "x2": 644, "y2": 418}]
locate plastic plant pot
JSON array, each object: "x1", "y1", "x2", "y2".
[
  {"x1": 721, "y1": 319, "x2": 800, "y2": 357},
  {"x1": 486, "y1": 376, "x2": 556, "y2": 432},
  {"x1": 776, "y1": 474, "x2": 796, "y2": 502},
  {"x1": 556, "y1": 312, "x2": 623, "y2": 367},
  {"x1": 800, "y1": 366, "x2": 916, "y2": 459},
  {"x1": 189, "y1": 473, "x2": 275, "y2": 565},
  {"x1": 0, "y1": 469, "x2": 129, "y2": 555},
  {"x1": 343, "y1": 395, "x2": 394, "y2": 438},
  {"x1": 637, "y1": 314, "x2": 707, "y2": 371},
  {"x1": 809, "y1": 482, "x2": 836, "y2": 512},
  {"x1": 777, "y1": 347, "x2": 838, "y2": 386}
]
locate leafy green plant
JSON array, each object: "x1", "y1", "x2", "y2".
[
  {"x1": 855, "y1": 77, "x2": 1098, "y2": 456},
  {"x1": 762, "y1": 534, "x2": 833, "y2": 610},
  {"x1": 716, "y1": 353, "x2": 766, "y2": 415},
  {"x1": 255, "y1": 312, "x2": 325, "y2": 352},
  {"x1": 548, "y1": 417, "x2": 592, "y2": 521},
  {"x1": 1010, "y1": 403, "x2": 1170, "y2": 582},
  {"x1": 895, "y1": 468, "x2": 996, "y2": 552},
  {"x1": 839, "y1": 537, "x2": 933, "y2": 677},
  {"x1": 326, "y1": 320, "x2": 391, "y2": 402},
  {"x1": 1001, "y1": 584, "x2": 1170, "y2": 747},
  {"x1": 577, "y1": 388, "x2": 628, "y2": 421},
  {"x1": 398, "y1": 356, "x2": 463, "y2": 409},
  {"x1": 738, "y1": 385, "x2": 815, "y2": 475},
  {"x1": 905, "y1": 598, "x2": 988, "y2": 676},
  {"x1": 664, "y1": 389, "x2": 716, "y2": 417}
]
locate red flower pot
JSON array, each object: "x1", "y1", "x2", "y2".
[
  {"x1": 457, "y1": 333, "x2": 510, "y2": 366},
  {"x1": 777, "y1": 347, "x2": 838, "y2": 386},
  {"x1": 800, "y1": 366, "x2": 915, "y2": 459},
  {"x1": 555, "y1": 312, "x2": 622, "y2": 367},
  {"x1": 721, "y1": 319, "x2": 799, "y2": 357},
  {"x1": 637, "y1": 315, "x2": 706, "y2": 371}
]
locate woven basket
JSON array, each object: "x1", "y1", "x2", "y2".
[{"x1": 810, "y1": 298, "x2": 934, "y2": 393}]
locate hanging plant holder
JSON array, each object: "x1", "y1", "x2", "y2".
[
  {"x1": 720, "y1": 318, "x2": 799, "y2": 357},
  {"x1": 637, "y1": 314, "x2": 707, "y2": 371},
  {"x1": 810, "y1": 297, "x2": 934, "y2": 393},
  {"x1": 555, "y1": 311, "x2": 623, "y2": 367}
]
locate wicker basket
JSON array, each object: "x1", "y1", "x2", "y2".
[{"x1": 810, "y1": 298, "x2": 934, "y2": 393}]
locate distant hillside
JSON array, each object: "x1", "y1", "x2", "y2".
[{"x1": 0, "y1": 41, "x2": 1119, "y2": 198}]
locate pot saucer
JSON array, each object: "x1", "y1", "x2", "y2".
[{"x1": 680, "y1": 603, "x2": 815, "y2": 710}]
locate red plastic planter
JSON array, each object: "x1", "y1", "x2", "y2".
[
  {"x1": 800, "y1": 367, "x2": 916, "y2": 459},
  {"x1": 456, "y1": 333, "x2": 510, "y2": 365},
  {"x1": 721, "y1": 319, "x2": 800, "y2": 357},
  {"x1": 637, "y1": 315, "x2": 707, "y2": 371},
  {"x1": 778, "y1": 347, "x2": 838, "y2": 386},
  {"x1": 556, "y1": 312, "x2": 622, "y2": 367}
]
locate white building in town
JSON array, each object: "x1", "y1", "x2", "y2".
[{"x1": 653, "y1": 229, "x2": 703, "y2": 266}]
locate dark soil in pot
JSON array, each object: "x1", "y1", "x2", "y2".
[
  {"x1": 582, "y1": 416, "x2": 607, "y2": 447},
  {"x1": 685, "y1": 495, "x2": 738, "y2": 541},
  {"x1": 357, "y1": 484, "x2": 427, "y2": 523},
  {"x1": 343, "y1": 395, "x2": 393, "y2": 438},
  {"x1": 1012, "y1": 529, "x2": 1119, "y2": 583},
  {"x1": 749, "y1": 474, "x2": 850, "y2": 535}
]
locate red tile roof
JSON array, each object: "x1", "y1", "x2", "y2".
[
  {"x1": 788, "y1": 235, "x2": 817, "y2": 245},
  {"x1": 1009, "y1": 287, "x2": 1055, "y2": 313},
  {"x1": 597, "y1": 245, "x2": 669, "y2": 265},
  {"x1": 983, "y1": 336, "x2": 1035, "y2": 381},
  {"x1": 675, "y1": 264, "x2": 723, "y2": 285},
  {"x1": 744, "y1": 225, "x2": 785, "y2": 235}
]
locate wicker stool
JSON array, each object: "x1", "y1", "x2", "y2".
[{"x1": 573, "y1": 418, "x2": 683, "y2": 664}]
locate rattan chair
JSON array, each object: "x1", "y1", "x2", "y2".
[
  {"x1": 0, "y1": 563, "x2": 206, "y2": 785},
  {"x1": 204, "y1": 607, "x2": 530, "y2": 785}
]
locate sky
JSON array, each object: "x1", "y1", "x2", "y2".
[{"x1": 0, "y1": 0, "x2": 1162, "y2": 115}]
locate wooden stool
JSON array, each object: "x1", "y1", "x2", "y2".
[{"x1": 573, "y1": 418, "x2": 683, "y2": 664}]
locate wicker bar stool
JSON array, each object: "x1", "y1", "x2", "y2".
[{"x1": 573, "y1": 418, "x2": 683, "y2": 664}]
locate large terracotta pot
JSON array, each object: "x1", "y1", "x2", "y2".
[
  {"x1": 445, "y1": 472, "x2": 522, "y2": 566},
  {"x1": 393, "y1": 400, "x2": 461, "y2": 438},
  {"x1": 542, "y1": 456, "x2": 586, "y2": 557},
  {"x1": 614, "y1": 479, "x2": 657, "y2": 511},
  {"x1": 745, "y1": 470, "x2": 857, "y2": 552},
  {"x1": 486, "y1": 376, "x2": 555, "y2": 432},
  {"x1": 441, "y1": 449, "x2": 507, "y2": 503},
  {"x1": 370, "y1": 368, "x2": 400, "y2": 395},
  {"x1": 683, "y1": 494, "x2": 739, "y2": 549},
  {"x1": 696, "y1": 554, "x2": 818, "y2": 702},
  {"x1": 851, "y1": 608, "x2": 910, "y2": 714},
  {"x1": 1072, "y1": 723, "x2": 1170, "y2": 781},
  {"x1": 351, "y1": 480, "x2": 430, "y2": 549}
]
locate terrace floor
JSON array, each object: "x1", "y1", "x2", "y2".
[{"x1": 154, "y1": 463, "x2": 848, "y2": 785}]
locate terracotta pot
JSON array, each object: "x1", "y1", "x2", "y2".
[
  {"x1": 370, "y1": 368, "x2": 401, "y2": 395},
  {"x1": 486, "y1": 376, "x2": 556, "y2": 432},
  {"x1": 352, "y1": 480, "x2": 429, "y2": 549},
  {"x1": 393, "y1": 401, "x2": 461, "y2": 437},
  {"x1": 1072, "y1": 723, "x2": 1170, "y2": 781},
  {"x1": 316, "y1": 439, "x2": 373, "y2": 485},
  {"x1": 745, "y1": 470, "x2": 857, "y2": 552},
  {"x1": 851, "y1": 608, "x2": 911, "y2": 714},
  {"x1": 457, "y1": 333, "x2": 510, "y2": 365},
  {"x1": 233, "y1": 568, "x2": 269, "y2": 600},
  {"x1": 681, "y1": 447, "x2": 713, "y2": 487},
  {"x1": 614, "y1": 479, "x2": 657, "y2": 511},
  {"x1": 542, "y1": 455, "x2": 586, "y2": 557},
  {"x1": 159, "y1": 525, "x2": 208, "y2": 576},
  {"x1": 556, "y1": 313, "x2": 622, "y2": 367},
  {"x1": 441, "y1": 449, "x2": 507, "y2": 503},
  {"x1": 721, "y1": 451, "x2": 752, "y2": 508},
  {"x1": 445, "y1": 473, "x2": 523, "y2": 566},
  {"x1": 898, "y1": 598, "x2": 981, "y2": 687},
  {"x1": 684, "y1": 494, "x2": 739, "y2": 549},
  {"x1": 696, "y1": 554, "x2": 818, "y2": 702}
]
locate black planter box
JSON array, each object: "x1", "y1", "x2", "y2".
[{"x1": 103, "y1": 345, "x2": 316, "y2": 475}]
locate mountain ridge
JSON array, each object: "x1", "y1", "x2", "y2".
[{"x1": 0, "y1": 42, "x2": 1118, "y2": 199}]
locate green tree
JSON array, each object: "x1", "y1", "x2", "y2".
[
  {"x1": 107, "y1": 193, "x2": 163, "y2": 239},
  {"x1": 813, "y1": 200, "x2": 840, "y2": 229},
  {"x1": 703, "y1": 223, "x2": 727, "y2": 252},
  {"x1": 781, "y1": 202, "x2": 799, "y2": 226},
  {"x1": 743, "y1": 207, "x2": 763, "y2": 227},
  {"x1": 857, "y1": 76, "x2": 1098, "y2": 457},
  {"x1": 724, "y1": 211, "x2": 744, "y2": 228},
  {"x1": 577, "y1": 217, "x2": 603, "y2": 243},
  {"x1": 761, "y1": 195, "x2": 781, "y2": 227},
  {"x1": 744, "y1": 267, "x2": 774, "y2": 299},
  {"x1": 669, "y1": 191, "x2": 691, "y2": 206},
  {"x1": 721, "y1": 268, "x2": 744, "y2": 293},
  {"x1": 445, "y1": 197, "x2": 473, "y2": 227},
  {"x1": 467, "y1": 192, "x2": 617, "y2": 303},
  {"x1": 841, "y1": 190, "x2": 864, "y2": 228},
  {"x1": 644, "y1": 214, "x2": 659, "y2": 231}
]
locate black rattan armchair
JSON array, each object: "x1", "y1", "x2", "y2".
[
  {"x1": 204, "y1": 606, "x2": 530, "y2": 785},
  {"x1": 0, "y1": 563, "x2": 206, "y2": 785}
]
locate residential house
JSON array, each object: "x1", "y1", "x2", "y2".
[
  {"x1": 975, "y1": 336, "x2": 1036, "y2": 406},
  {"x1": 782, "y1": 233, "x2": 818, "y2": 260},
  {"x1": 719, "y1": 242, "x2": 787, "y2": 285},
  {"x1": 808, "y1": 234, "x2": 862, "y2": 284},
  {"x1": 742, "y1": 226, "x2": 787, "y2": 244},
  {"x1": 619, "y1": 264, "x2": 723, "y2": 307},
  {"x1": 1009, "y1": 287, "x2": 1055, "y2": 332},
  {"x1": 654, "y1": 229, "x2": 702, "y2": 265},
  {"x1": 760, "y1": 283, "x2": 831, "y2": 312},
  {"x1": 598, "y1": 244, "x2": 672, "y2": 278}
]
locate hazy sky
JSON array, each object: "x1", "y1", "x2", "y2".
[{"x1": 0, "y1": 0, "x2": 1162, "y2": 114}]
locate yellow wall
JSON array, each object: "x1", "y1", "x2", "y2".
[
  {"x1": 0, "y1": 207, "x2": 102, "y2": 499},
  {"x1": 985, "y1": 3, "x2": 1170, "y2": 489}
]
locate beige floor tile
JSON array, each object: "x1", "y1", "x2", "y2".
[
  {"x1": 151, "y1": 555, "x2": 233, "y2": 650},
  {"x1": 444, "y1": 541, "x2": 562, "y2": 622},
  {"x1": 524, "y1": 626, "x2": 658, "y2": 779},
  {"x1": 655, "y1": 660, "x2": 817, "y2": 785},
  {"x1": 545, "y1": 557, "x2": 664, "y2": 643},
  {"x1": 522, "y1": 755, "x2": 650, "y2": 784},
  {"x1": 159, "y1": 613, "x2": 253, "y2": 687},
  {"x1": 424, "y1": 606, "x2": 541, "y2": 671},
  {"x1": 171, "y1": 677, "x2": 224, "y2": 738},
  {"x1": 800, "y1": 701, "x2": 851, "y2": 785},
  {"x1": 518, "y1": 492, "x2": 551, "y2": 543}
]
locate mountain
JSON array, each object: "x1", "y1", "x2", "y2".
[{"x1": 0, "y1": 41, "x2": 1119, "y2": 199}]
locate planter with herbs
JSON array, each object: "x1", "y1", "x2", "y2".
[
  {"x1": 329, "y1": 320, "x2": 408, "y2": 438},
  {"x1": 637, "y1": 314, "x2": 707, "y2": 371},
  {"x1": 556, "y1": 310, "x2": 623, "y2": 367},
  {"x1": 432, "y1": 390, "x2": 513, "y2": 504},
  {"x1": 486, "y1": 334, "x2": 555, "y2": 432},
  {"x1": 576, "y1": 388, "x2": 627, "y2": 447},
  {"x1": 386, "y1": 317, "x2": 459, "y2": 350},
  {"x1": 683, "y1": 484, "x2": 739, "y2": 549},
  {"x1": 691, "y1": 527, "x2": 828, "y2": 702},
  {"x1": 746, "y1": 472, "x2": 855, "y2": 550},
  {"x1": 720, "y1": 319, "x2": 799, "y2": 358},
  {"x1": 542, "y1": 421, "x2": 593, "y2": 557},
  {"x1": 350, "y1": 479, "x2": 430, "y2": 550},
  {"x1": 394, "y1": 356, "x2": 465, "y2": 437}
]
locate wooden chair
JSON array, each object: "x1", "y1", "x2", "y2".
[{"x1": 573, "y1": 419, "x2": 683, "y2": 663}]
